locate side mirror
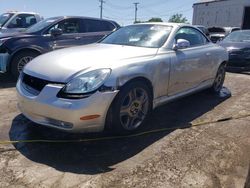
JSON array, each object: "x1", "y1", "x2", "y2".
[
  {"x1": 50, "y1": 28, "x2": 63, "y2": 37},
  {"x1": 173, "y1": 39, "x2": 190, "y2": 50}
]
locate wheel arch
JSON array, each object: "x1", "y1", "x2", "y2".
[
  {"x1": 118, "y1": 76, "x2": 154, "y2": 100},
  {"x1": 8, "y1": 48, "x2": 42, "y2": 71},
  {"x1": 220, "y1": 61, "x2": 227, "y2": 67},
  {"x1": 105, "y1": 76, "x2": 154, "y2": 132}
]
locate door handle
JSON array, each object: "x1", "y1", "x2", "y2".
[{"x1": 75, "y1": 37, "x2": 81, "y2": 40}]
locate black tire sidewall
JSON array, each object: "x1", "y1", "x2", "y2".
[
  {"x1": 211, "y1": 64, "x2": 226, "y2": 93},
  {"x1": 107, "y1": 81, "x2": 153, "y2": 134},
  {"x1": 11, "y1": 51, "x2": 39, "y2": 80}
]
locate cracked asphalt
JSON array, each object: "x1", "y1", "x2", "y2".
[{"x1": 0, "y1": 72, "x2": 250, "y2": 188}]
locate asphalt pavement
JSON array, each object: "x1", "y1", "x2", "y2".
[{"x1": 0, "y1": 72, "x2": 249, "y2": 188}]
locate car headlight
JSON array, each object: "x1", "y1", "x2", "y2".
[
  {"x1": 59, "y1": 69, "x2": 111, "y2": 98},
  {"x1": 226, "y1": 47, "x2": 240, "y2": 52}
]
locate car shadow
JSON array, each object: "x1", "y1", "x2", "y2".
[
  {"x1": 227, "y1": 70, "x2": 250, "y2": 76},
  {"x1": 0, "y1": 73, "x2": 16, "y2": 88},
  {"x1": 240, "y1": 71, "x2": 250, "y2": 76},
  {"x1": 245, "y1": 164, "x2": 250, "y2": 188},
  {"x1": 9, "y1": 88, "x2": 231, "y2": 175}
]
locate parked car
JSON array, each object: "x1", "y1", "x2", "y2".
[
  {"x1": 194, "y1": 25, "x2": 209, "y2": 36},
  {"x1": 218, "y1": 30, "x2": 250, "y2": 72},
  {"x1": 0, "y1": 11, "x2": 42, "y2": 33},
  {"x1": 0, "y1": 16, "x2": 120, "y2": 78},
  {"x1": 16, "y1": 23, "x2": 228, "y2": 134},
  {"x1": 208, "y1": 27, "x2": 241, "y2": 43}
]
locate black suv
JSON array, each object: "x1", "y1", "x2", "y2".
[{"x1": 0, "y1": 16, "x2": 120, "y2": 78}]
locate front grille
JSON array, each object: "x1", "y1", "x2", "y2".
[
  {"x1": 22, "y1": 73, "x2": 50, "y2": 92},
  {"x1": 210, "y1": 36, "x2": 223, "y2": 43},
  {"x1": 229, "y1": 49, "x2": 250, "y2": 59},
  {"x1": 229, "y1": 51, "x2": 243, "y2": 59},
  {"x1": 22, "y1": 73, "x2": 64, "y2": 94}
]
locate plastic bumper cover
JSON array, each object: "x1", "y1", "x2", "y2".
[
  {"x1": 16, "y1": 78, "x2": 119, "y2": 133},
  {"x1": 0, "y1": 53, "x2": 9, "y2": 72}
]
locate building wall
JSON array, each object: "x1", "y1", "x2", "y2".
[{"x1": 192, "y1": 0, "x2": 250, "y2": 27}]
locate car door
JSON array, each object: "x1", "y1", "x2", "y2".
[
  {"x1": 168, "y1": 27, "x2": 212, "y2": 96},
  {"x1": 48, "y1": 18, "x2": 83, "y2": 50},
  {"x1": 78, "y1": 19, "x2": 116, "y2": 45},
  {"x1": 6, "y1": 14, "x2": 37, "y2": 32}
]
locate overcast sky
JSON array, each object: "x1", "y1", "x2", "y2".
[{"x1": 0, "y1": 0, "x2": 197, "y2": 25}]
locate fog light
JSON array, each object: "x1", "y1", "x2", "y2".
[{"x1": 45, "y1": 118, "x2": 73, "y2": 129}]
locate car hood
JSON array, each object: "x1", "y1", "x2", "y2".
[
  {"x1": 0, "y1": 31, "x2": 21, "y2": 38},
  {"x1": 0, "y1": 31, "x2": 37, "y2": 39},
  {"x1": 209, "y1": 33, "x2": 226, "y2": 37},
  {"x1": 219, "y1": 41, "x2": 250, "y2": 50},
  {"x1": 24, "y1": 43, "x2": 158, "y2": 83}
]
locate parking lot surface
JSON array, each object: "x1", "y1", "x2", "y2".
[{"x1": 0, "y1": 72, "x2": 250, "y2": 188}]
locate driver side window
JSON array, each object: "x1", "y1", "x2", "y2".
[
  {"x1": 47, "y1": 19, "x2": 80, "y2": 34},
  {"x1": 175, "y1": 27, "x2": 208, "y2": 47}
]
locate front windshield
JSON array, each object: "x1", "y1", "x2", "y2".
[
  {"x1": 26, "y1": 17, "x2": 59, "y2": 33},
  {"x1": 101, "y1": 24, "x2": 172, "y2": 48},
  {"x1": 223, "y1": 31, "x2": 250, "y2": 42},
  {"x1": 0, "y1": 13, "x2": 14, "y2": 27}
]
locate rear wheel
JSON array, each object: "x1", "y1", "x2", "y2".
[
  {"x1": 210, "y1": 64, "x2": 226, "y2": 93},
  {"x1": 11, "y1": 51, "x2": 39, "y2": 79},
  {"x1": 106, "y1": 81, "x2": 152, "y2": 134}
]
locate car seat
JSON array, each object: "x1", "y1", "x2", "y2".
[{"x1": 29, "y1": 18, "x2": 37, "y2": 26}]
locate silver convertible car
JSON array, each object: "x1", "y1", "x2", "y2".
[{"x1": 16, "y1": 23, "x2": 228, "y2": 133}]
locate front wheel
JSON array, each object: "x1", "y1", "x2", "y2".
[
  {"x1": 210, "y1": 64, "x2": 226, "y2": 93},
  {"x1": 106, "y1": 81, "x2": 152, "y2": 134},
  {"x1": 11, "y1": 51, "x2": 39, "y2": 79}
]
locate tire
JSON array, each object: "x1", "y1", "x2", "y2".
[
  {"x1": 210, "y1": 64, "x2": 226, "y2": 94},
  {"x1": 106, "y1": 81, "x2": 152, "y2": 134},
  {"x1": 11, "y1": 51, "x2": 39, "y2": 80}
]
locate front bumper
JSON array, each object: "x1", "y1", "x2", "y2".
[
  {"x1": 227, "y1": 56, "x2": 250, "y2": 72},
  {"x1": 226, "y1": 65, "x2": 250, "y2": 72},
  {"x1": 0, "y1": 53, "x2": 9, "y2": 73},
  {"x1": 16, "y1": 78, "x2": 119, "y2": 133}
]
